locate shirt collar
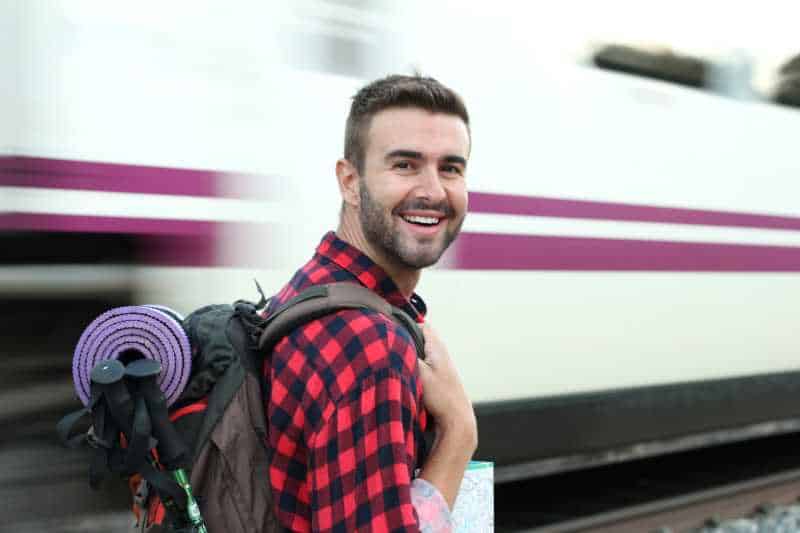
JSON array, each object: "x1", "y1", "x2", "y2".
[{"x1": 315, "y1": 231, "x2": 427, "y2": 322}]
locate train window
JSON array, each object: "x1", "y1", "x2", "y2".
[
  {"x1": 593, "y1": 44, "x2": 708, "y2": 89},
  {"x1": 774, "y1": 53, "x2": 800, "y2": 108},
  {"x1": 281, "y1": 0, "x2": 402, "y2": 79},
  {"x1": 282, "y1": 29, "x2": 367, "y2": 78}
]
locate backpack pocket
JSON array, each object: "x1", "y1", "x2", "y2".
[{"x1": 191, "y1": 372, "x2": 280, "y2": 533}]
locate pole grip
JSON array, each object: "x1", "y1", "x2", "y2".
[{"x1": 126, "y1": 359, "x2": 189, "y2": 469}]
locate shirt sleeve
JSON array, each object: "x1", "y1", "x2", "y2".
[
  {"x1": 308, "y1": 369, "x2": 422, "y2": 532},
  {"x1": 410, "y1": 479, "x2": 454, "y2": 533}
]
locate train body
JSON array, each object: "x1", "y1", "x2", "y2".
[{"x1": 4, "y1": 2, "x2": 800, "y2": 481}]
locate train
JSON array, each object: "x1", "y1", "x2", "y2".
[{"x1": 4, "y1": 1, "x2": 800, "y2": 483}]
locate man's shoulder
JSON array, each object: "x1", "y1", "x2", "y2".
[
  {"x1": 269, "y1": 260, "x2": 413, "y2": 355},
  {"x1": 289, "y1": 307, "x2": 417, "y2": 365},
  {"x1": 273, "y1": 306, "x2": 419, "y2": 395},
  {"x1": 267, "y1": 251, "x2": 421, "y2": 384}
]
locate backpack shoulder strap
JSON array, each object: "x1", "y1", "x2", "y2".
[{"x1": 258, "y1": 283, "x2": 426, "y2": 359}]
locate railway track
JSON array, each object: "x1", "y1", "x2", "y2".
[
  {"x1": 496, "y1": 431, "x2": 800, "y2": 532},
  {"x1": 523, "y1": 468, "x2": 800, "y2": 532}
]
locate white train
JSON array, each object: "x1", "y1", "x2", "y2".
[{"x1": 4, "y1": 1, "x2": 800, "y2": 482}]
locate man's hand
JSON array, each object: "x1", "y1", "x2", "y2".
[
  {"x1": 417, "y1": 323, "x2": 478, "y2": 510},
  {"x1": 418, "y1": 324, "x2": 478, "y2": 440}
]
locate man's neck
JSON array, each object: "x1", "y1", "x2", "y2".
[{"x1": 335, "y1": 222, "x2": 420, "y2": 299}]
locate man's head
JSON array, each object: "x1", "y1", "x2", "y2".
[{"x1": 336, "y1": 75, "x2": 470, "y2": 275}]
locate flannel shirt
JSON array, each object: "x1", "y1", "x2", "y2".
[{"x1": 264, "y1": 231, "x2": 450, "y2": 532}]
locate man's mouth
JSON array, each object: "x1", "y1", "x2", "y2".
[
  {"x1": 396, "y1": 212, "x2": 447, "y2": 238},
  {"x1": 401, "y1": 215, "x2": 442, "y2": 226}
]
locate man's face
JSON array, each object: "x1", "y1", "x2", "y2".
[{"x1": 357, "y1": 107, "x2": 469, "y2": 270}]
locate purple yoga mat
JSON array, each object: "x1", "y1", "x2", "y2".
[{"x1": 72, "y1": 305, "x2": 191, "y2": 407}]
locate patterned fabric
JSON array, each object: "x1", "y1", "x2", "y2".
[
  {"x1": 263, "y1": 231, "x2": 435, "y2": 532},
  {"x1": 410, "y1": 479, "x2": 454, "y2": 533}
]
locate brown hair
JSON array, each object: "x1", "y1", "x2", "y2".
[{"x1": 344, "y1": 74, "x2": 470, "y2": 174}]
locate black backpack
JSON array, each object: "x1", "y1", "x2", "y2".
[{"x1": 59, "y1": 282, "x2": 425, "y2": 533}]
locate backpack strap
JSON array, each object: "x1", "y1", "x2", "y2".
[{"x1": 258, "y1": 283, "x2": 426, "y2": 359}]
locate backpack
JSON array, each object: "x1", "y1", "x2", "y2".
[{"x1": 59, "y1": 282, "x2": 425, "y2": 533}]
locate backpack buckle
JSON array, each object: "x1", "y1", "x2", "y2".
[{"x1": 86, "y1": 425, "x2": 113, "y2": 450}]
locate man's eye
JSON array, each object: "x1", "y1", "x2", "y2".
[
  {"x1": 394, "y1": 161, "x2": 412, "y2": 170},
  {"x1": 441, "y1": 165, "x2": 463, "y2": 175}
]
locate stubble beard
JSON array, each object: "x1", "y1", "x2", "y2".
[{"x1": 358, "y1": 179, "x2": 463, "y2": 270}]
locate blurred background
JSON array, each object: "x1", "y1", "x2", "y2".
[{"x1": 2, "y1": 1, "x2": 800, "y2": 531}]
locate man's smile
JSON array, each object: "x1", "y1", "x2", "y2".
[{"x1": 396, "y1": 210, "x2": 448, "y2": 237}]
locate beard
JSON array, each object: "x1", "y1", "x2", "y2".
[{"x1": 358, "y1": 179, "x2": 464, "y2": 269}]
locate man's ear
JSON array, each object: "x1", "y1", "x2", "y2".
[{"x1": 336, "y1": 158, "x2": 360, "y2": 208}]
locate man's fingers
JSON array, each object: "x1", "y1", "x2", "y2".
[
  {"x1": 422, "y1": 345, "x2": 435, "y2": 364},
  {"x1": 421, "y1": 323, "x2": 441, "y2": 363}
]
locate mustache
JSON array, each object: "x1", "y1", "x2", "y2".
[{"x1": 392, "y1": 199, "x2": 455, "y2": 218}]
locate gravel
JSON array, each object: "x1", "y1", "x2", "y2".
[{"x1": 693, "y1": 504, "x2": 800, "y2": 533}]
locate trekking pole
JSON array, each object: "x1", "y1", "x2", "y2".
[
  {"x1": 172, "y1": 468, "x2": 208, "y2": 533},
  {"x1": 90, "y1": 359, "x2": 153, "y2": 468},
  {"x1": 126, "y1": 359, "x2": 208, "y2": 533},
  {"x1": 91, "y1": 360, "x2": 192, "y2": 527}
]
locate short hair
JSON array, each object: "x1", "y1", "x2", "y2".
[{"x1": 344, "y1": 74, "x2": 470, "y2": 174}]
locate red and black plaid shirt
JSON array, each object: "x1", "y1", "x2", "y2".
[{"x1": 263, "y1": 231, "x2": 429, "y2": 532}]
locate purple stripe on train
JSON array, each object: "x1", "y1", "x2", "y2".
[
  {"x1": 0, "y1": 156, "x2": 274, "y2": 199},
  {"x1": 449, "y1": 232, "x2": 800, "y2": 272},
  {"x1": 0, "y1": 156, "x2": 217, "y2": 197},
  {"x1": 469, "y1": 192, "x2": 800, "y2": 232}
]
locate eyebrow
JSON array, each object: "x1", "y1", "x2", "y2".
[
  {"x1": 442, "y1": 155, "x2": 468, "y2": 167},
  {"x1": 385, "y1": 149, "x2": 423, "y2": 161},
  {"x1": 385, "y1": 150, "x2": 467, "y2": 167}
]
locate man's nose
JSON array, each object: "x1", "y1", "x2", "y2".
[{"x1": 415, "y1": 164, "x2": 447, "y2": 202}]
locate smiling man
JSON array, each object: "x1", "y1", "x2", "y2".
[{"x1": 263, "y1": 75, "x2": 477, "y2": 532}]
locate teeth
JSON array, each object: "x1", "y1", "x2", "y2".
[{"x1": 403, "y1": 215, "x2": 439, "y2": 225}]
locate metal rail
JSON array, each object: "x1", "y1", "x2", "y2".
[
  {"x1": 495, "y1": 418, "x2": 800, "y2": 483},
  {"x1": 523, "y1": 467, "x2": 800, "y2": 533}
]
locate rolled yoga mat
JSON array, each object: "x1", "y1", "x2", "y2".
[{"x1": 72, "y1": 305, "x2": 191, "y2": 407}]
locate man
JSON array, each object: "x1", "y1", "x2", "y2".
[{"x1": 263, "y1": 75, "x2": 477, "y2": 532}]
